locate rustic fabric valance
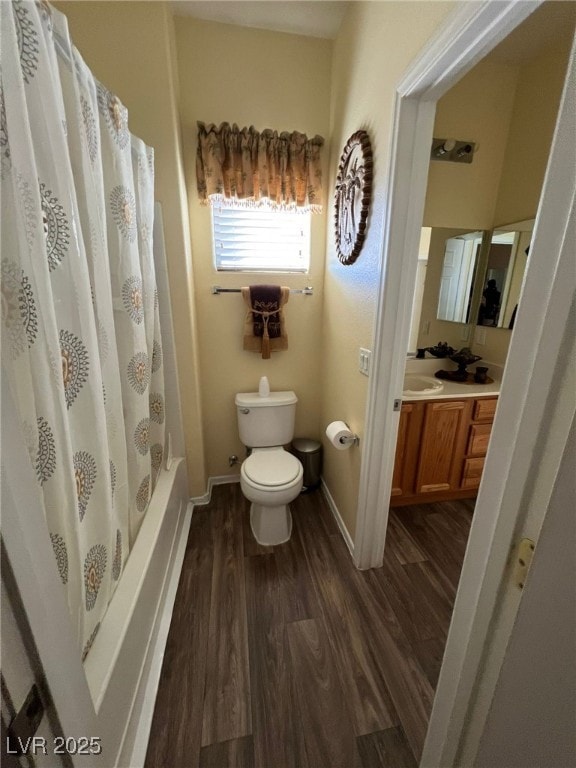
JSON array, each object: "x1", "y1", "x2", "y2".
[{"x1": 196, "y1": 121, "x2": 324, "y2": 212}]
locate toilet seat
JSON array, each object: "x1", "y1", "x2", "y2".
[{"x1": 243, "y1": 449, "x2": 301, "y2": 488}]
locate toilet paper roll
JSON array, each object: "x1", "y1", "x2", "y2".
[{"x1": 326, "y1": 420, "x2": 354, "y2": 450}]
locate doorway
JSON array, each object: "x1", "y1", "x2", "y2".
[
  {"x1": 387, "y1": 0, "x2": 571, "y2": 547},
  {"x1": 354, "y1": 1, "x2": 575, "y2": 765}
]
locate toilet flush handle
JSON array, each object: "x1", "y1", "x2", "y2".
[{"x1": 240, "y1": 408, "x2": 250, "y2": 414}]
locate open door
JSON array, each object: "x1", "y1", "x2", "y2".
[{"x1": 437, "y1": 237, "x2": 466, "y2": 321}]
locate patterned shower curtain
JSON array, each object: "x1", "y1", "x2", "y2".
[{"x1": 0, "y1": 1, "x2": 165, "y2": 659}]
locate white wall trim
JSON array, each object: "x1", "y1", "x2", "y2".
[
  {"x1": 191, "y1": 474, "x2": 241, "y2": 507},
  {"x1": 354, "y1": 94, "x2": 436, "y2": 570},
  {"x1": 209, "y1": 473, "x2": 241, "y2": 488},
  {"x1": 123, "y1": 502, "x2": 193, "y2": 768},
  {"x1": 396, "y1": 0, "x2": 541, "y2": 101},
  {"x1": 320, "y1": 479, "x2": 354, "y2": 558},
  {"x1": 190, "y1": 490, "x2": 211, "y2": 506}
]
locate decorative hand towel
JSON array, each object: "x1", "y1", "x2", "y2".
[{"x1": 242, "y1": 285, "x2": 290, "y2": 359}]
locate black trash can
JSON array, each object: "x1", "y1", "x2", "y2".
[{"x1": 291, "y1": 438, "x2": 322, "y2": 492}]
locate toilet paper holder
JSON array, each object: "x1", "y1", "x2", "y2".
[
  {"x1": 339, "y1": 432, "x2": 360, "y2": 447},
  {"x1": 326, "y1": 420, "x2": 360, "y2": 450}
]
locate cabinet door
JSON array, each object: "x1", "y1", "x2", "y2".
[
  {"x1": 391, "y1": 402, "x2": 424, "y2": 497},
  {"x1": 416, "y1": 400, "x2": 470, "y2": 494}
]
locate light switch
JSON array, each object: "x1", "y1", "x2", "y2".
[{"x1": 359, "y1": 348, "x2": 371, "y2": 376}]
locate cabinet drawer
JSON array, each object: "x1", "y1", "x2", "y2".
[
  {"x1": 467, "y1": 423, "x2": 492, "y2": 457},
  {"x1": 473, "y1": 398, "x2": 497, "y2": 422},
  {"x1": 461, "y1": 457, "x2": 485, "y2": 489}
]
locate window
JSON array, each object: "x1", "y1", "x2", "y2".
[{"x1": 212, "y1": 204, "x2": 311, "y2": 273}]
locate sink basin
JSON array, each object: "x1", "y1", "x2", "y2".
[{"x1": 403, "y1": 374, "x2": 444, "y2": 396}]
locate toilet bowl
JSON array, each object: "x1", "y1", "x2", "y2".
[{"x1": 240, "y1": 447, "x2": 303, "y2": 545}]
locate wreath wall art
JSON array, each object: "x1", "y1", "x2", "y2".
[{"x1": 334, "y1": 130, "x2": 373, "y2": 265}]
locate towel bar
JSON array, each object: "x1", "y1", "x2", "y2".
[{"x1": 211, "y1": 286, "x2": 313, "y2": 295}]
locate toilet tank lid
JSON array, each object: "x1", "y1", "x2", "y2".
[{"x1": 235, "y1": 391, "x2": 297, "y2": 408}]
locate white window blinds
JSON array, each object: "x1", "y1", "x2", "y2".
[{"x1": 212, "y1": 205, "x2": 311, "y2": 272}]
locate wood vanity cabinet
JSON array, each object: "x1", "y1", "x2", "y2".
[{"x1": 391, "y1": 396, "x2": 498, "y2": 506}]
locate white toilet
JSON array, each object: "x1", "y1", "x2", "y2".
[{"x1": 235, "y1": 390, "x2": 303, "y2": 545}]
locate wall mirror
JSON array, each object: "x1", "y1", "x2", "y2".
[
  {"x1": 409, "y1": 219, "x2": 534, "y2": 354},
  {"x1": 474, "y1": 219, "x2": 534, "y2": 330}
]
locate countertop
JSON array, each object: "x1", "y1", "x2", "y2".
[{"x1": 403, "y1": 357, "x2": 502, "y2": 401}]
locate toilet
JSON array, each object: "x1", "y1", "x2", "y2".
[{"x1": 236, "y1": 390, "x2": 303, "y2": 545}]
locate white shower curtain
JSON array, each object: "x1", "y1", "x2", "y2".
[{"x1": 1, "y1": 1, "x2": 165, "y2": 658}]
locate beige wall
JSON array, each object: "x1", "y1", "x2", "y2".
[
  {"x1": 468, "y1": 38, "x2": 570, "y2": 366},
  {"x1": 174, "y1": 18, "x2": 332, "y2": 479},
  {"x1": 424, "y1": 59, "x2": 519, "y2": 230},
  {"x1": 56, "y1": 1, "x2": 207, "y2": 496},
  {"x1": 321, "y1": 1, "x2": 453, "y2": 539},
  {"x1": 493, "y1": 42, "x2": 572, "y2": 227}
]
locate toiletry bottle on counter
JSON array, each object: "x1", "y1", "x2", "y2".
[{"x1": 258, "y1": 376, "x2": 270, "y2": 397}]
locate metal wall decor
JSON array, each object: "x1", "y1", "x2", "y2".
[{"x1": 334, "y1": 130, "x2": 373, "y2": 265}]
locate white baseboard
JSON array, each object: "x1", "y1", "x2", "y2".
[
  {"x1": 122, "y1": 501, "x2": 193, "y2": 768},
  {"x1": 190, "y1": 490, "x2": 210, "y2": 505},
  {"x1": 191, "y1": 474, "x2": 240, "y2": 506},
  {"x1": 320, "y1": 479, "x2": 355, "y2": 558},
  {"x1": 209, "y1": 473, "x2": 240, "y2": 488}
]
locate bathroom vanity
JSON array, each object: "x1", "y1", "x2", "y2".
[{"x1": 391, "y1": 359, "x2": 500, "y2": 506}]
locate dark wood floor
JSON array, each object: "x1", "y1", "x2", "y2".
[{"x1": 145, "y1": 484, "x2": 473, "y2": 768}]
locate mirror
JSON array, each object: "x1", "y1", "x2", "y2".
[
  {"x1": 429, "y1": 219, "x2": 533, "y2": 330},
  {"x1": 409, "y1": 220, "x2": 533, "y2": 354},
  {"x1": 475, "y1": 219, "x2": 534, "y2": 329}
]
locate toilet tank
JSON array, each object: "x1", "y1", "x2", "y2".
[{"x1": 236, "y1": 391, "x2": 297, "y2": 447}]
